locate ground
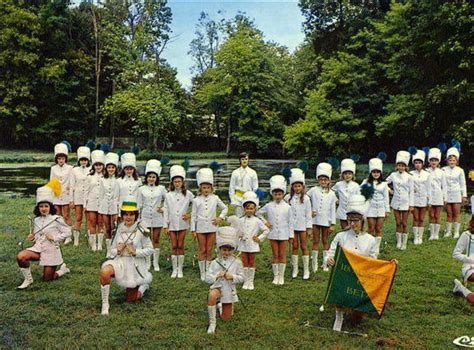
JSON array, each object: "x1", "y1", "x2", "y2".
[{"x1": 0, "y1": 196, "x2": 472, "y2": 349}]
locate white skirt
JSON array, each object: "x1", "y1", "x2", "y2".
[
  {"x1": 27, "y1": 242, "x2": 63, "y2": 266},
  {"x1": 73, "y1": 190, "x2": 87, "y2": 206},
  {"x1": 102, "y1": 257, "x2": 152, "y2": 289}
]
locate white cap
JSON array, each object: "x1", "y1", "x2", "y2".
[
  {"x1": 145, "y1": 159, "x2": 162, "y2": 176},
  {"x1": 170, "y1": 165, "x2": 186, "y2": 180},
  {"x1": 369, "y1": 158, "x2": 383, "y2": 172},
  {"x1": 270, "y1": 175, "x2": 287, "y2": 193},
  {"x1": 412, "y1": 150, "x2": 426, "y2": 164},
  {"x1": 290, "y1": 168, "x2": 305, "y2": 185},
  {"x1": 446, "y1": 147, "x2": 460, "y2": 159},
  {"x1": 242, "y1": 191, "x2": 259, "y2": 207},
  {"x1": 346, "y1": 194, "x2": 368, "y2": 217},
  {"x1": 91, "y1": 150, "x2": 105, "y2": 165},
  {"x1": 77, "y1": 146, "x2": 91, "y2": 160},
  {"x1": 216, "y1": 226, "x2": 238, "y2": 249},
  {"x1": 196, "y1": 168, "x2": 214, "y2": 186},
  {"x1": 396, "y1": 150, "x2": 411, "y2": 166},
  {"x1": 316, "y1": 162, "x2": 332, "y2": 178},
  {"x1": 36, "y1": 186, "x2": 54, "y2": 204},
  {"x1": 105, "y1": 152, "x2": 119, "y2": 167},
  {"x1": 121, "y1": 153, "x2": 136, "y2": 169},
  {"x1": 428, "y1": 148, "x2": 441, "y2": 161},
  {"x1": 341, "y1": 159, "x2": 356, "y2": 174},
  {"x1": 54, "y1": 143, "x2": 68, "y2": 156}
]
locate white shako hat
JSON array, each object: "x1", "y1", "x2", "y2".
[
  {"x1": 316, "y1": 162, "x2": 332, "y2": 178},
  {"x1": 121, "y1": 152, "x2": 136, "y2": 169},
  {"x1": 289, "y1": 168, "x2": 305, "y2": 185},
  {"x1": 145, "y1": 159, "x2": 162, "y2": 176},
  {"x1": 446, "y1": 147, "x2": 460, "y2": 160},
  {"x1": 428, "y1": 148, "x2": 441, "y2": 161},
  {"x1": 369, "y1": 158, "x2": 383, "y2": 172},
  {"x1": 216, "y1": 226, "x2": 238, "y2": 249},
  {"x1": 242, "y1": 191, "x2": 259, "y2": 208},
  {"x1": 346, "y1": 194, "x2": 368, "y2": 217},
  {"x1": 36, "y1": 186, "x2": 54, "y2": 204},
  {"x1": 396, "y1": 150, "x2": 410, "y2": 166},
  {"x1": 91, "y1": 150, "x2": 105, "y2": 165},
  {"x1": 170, "y1": 165, "x2": 186, "y2": 181},
  {"x1": 54, "y1": 143, "x2": 68, "y2": 156},
  {"x1": 341, "y1": 158, "x2": 356, "y2": 174},
  {"x1": 105, "y1": 152, "x2": 119, "y2": 167},
  {"x1": 412, "y1": 150, "x2": 425, "y2": 164},
  {"x1": 196, "y1": 168, "x2": 214, "y2": 186},
  {"x1": 269, "y1": 175, "x2": 287, "y2": 193},
  {"x1": 77, "y1": 146, "x2": 90, "y2": 160}
]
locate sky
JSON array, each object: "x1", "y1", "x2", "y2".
[{"x1": 162, "y1": 0, "x2": 306, "y2": 88}]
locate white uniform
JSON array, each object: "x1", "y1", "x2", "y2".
[
  {"x1": 102, "y1": 222, "x2": 154, "y2": 289},
  {"x1": 333, "y1": 181, "x2": 361, "y2": 220},
  {"x1": 229, "y1": 166, "x2": 258, "y2": 215},
  {"x1": 443, "y1": 166, "x2": 467, "y2": 203},
  {"x1": 137, "y1": 184, "x2": 167, "y2": 228},
  {"x1": 307, "y1": 186, "x2": 337, "y2": 227},
  {"x1": 163, "y1": 189, "x2": 194, "y2": 231},
  {"x1": 328, "y1": 229, "x2": 378, "y2": 260},
  {"x1": 361, "y1": 179, "x2": 390, "y2": 218},
  {"x1": 205, "y1": 255, "x2": 245, "y2": 303},
  {"x1": 27, "y1": 215, "x2": 71, "y2": 266},
  {"x1": 410, "y1": 169, "x2": 430, "y2": 207},
  {"x1": 284, "y1": 193, "x2": 312, "y2": 231},
  {"x1": 427, "y1": 167, "x2": 447, "y2": 206},
  {"x1": 191, "y1": 193, "x2": 228, "y2": 233},
  {"x1": 98, "y1": 176, "x2": 120, "y2": 215},
  {"x1": 452, "y1": 231, "x2": 474, "y2": 282},
  {"x1": 85, "y1": 172, "x2": 102, "y2": 212},
  {"x1": 236, "y1": 215, "x2": 269, "y2": 253},
  {"x1": 70, "y1": 166, "x2": 91, "y2": 205},
  {"x1": 257, "y1": 201, "x2": 293, "y2": 240},
  {"x1": 50, "y1": 164, "x2": 74, "y2": 205},
  {"x1": 386, "y1": 172, "x2": 414, "y2": 211},
  {"x1": 117, "y1": 176, "x2": 142, "y2": 208}
]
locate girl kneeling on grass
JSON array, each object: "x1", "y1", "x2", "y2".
[
  {"x1": 206, "y1": 226, "x2": 244, "y2": 334},
  {"x1": 16, "y1": 185, "x2": 71, "y2": 289},
  {"x1": 255, "y1": 175, "x2": 293, "y2": 285},
  {"x1": 452, "y1": 217, "x2": 474, "y2": 304},
  {"x1": 99, "y1": 196, "x2": 153, "y2": 316}
]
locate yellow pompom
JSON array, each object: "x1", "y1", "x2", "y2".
[
  {"x1": 46, "y1": 177, "x2": 62, "y2": 197},
  {"x1": 469, "y1": 170, "x2": 474, "y2": 182}
]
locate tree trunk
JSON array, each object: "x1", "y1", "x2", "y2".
[
  {"x1": 226, "y1": 116, "x2": 231, "y2": 156},
  {"x1": 109, "y1": 80, "x2": 115, "y2": 148},
  {"x1": 91, "y1": 6, "x2": 101, "y2": 139},
  {"x1": 214, "y1": 110, "x2": 222, "y2": 149}
]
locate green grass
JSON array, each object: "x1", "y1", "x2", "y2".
[{"x1": 0, "y1": 195, "x2": 472, "y2": 348}]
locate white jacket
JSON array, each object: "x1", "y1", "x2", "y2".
[
  {"x1": 452, "y1": 231, "x2": 474, "y2": 281},
  {"x1": 307, "y1": 186, "x2": 337, "y2": 227},
  {"x1": 50, "y1": 164, "x2": 74, "y2": 205},
  {"x1": 284, "y1": 193, "x2": 312, "y2": 231},
  {"x1": 386, "y1": 171, "x2": 414, "y2": 211},
  {"x1": 333, "y1": 180, "x2": 361, "y2": 220},
  {"x1": 229, "y1": 166, "x2": 258, "y2": 206},
  {"x1": 191, "y1": 193, "x2": 228, "y2": 233},
  {"x1": 70, "y1": 166, "x2": 91, "y2": 205},
  {"x1": 410, "y1": 169, "x2": 430, "y2": 207},
  {"x1": 257, "y1": 201, "x2": 293, "y2": 241},
  {"x1": 137, "y1": 184, "x2": 167, "y2": 228},
  {"x1": 205, "y1": 256, "x2": 245, "y2": 303},
  {"x1": 443, "y1": 166, "x2": 467, "y2": 203},
  {"x1": 98, "y1": 176, "x2": 120, "y2": 215},
  {"x1": 117, "y1": 176, "x2": 142, "y2": 207},
  {"x1": 328, "y1": 229, "x2": 378, "y2": 260},
  {"x1": 236, "y1": 215, "x2": 269, "y2": 253},
  {"x1": 427, "y1": 167, "x2": 447, "y2": 206},
  {"x1": 163, "y1": 189, "x2": 194, "y2": 231},
  {"x1": 85, "y1": 172, "x2": 102, "y2": 212},
  {"x1": 361, "y1": 179, "x2": 390, "y2": 218}
]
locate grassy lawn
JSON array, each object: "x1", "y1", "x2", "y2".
[{"x1": 0, "y1": 195, "x2": 472, "y2": 348}]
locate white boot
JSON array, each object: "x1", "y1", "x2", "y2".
[
  {"x1": 73, "y1": 229, "x2": 80, "y2": 246},
  {"x1": 138, "y1": 284, "x2": 148, "y2": 297},
  {"x1": 205, "y1": 260, "x2": 211, "y2": 280},
  {"x1": 146, "y1": 256, "x2": 151, "y2": 270},
  {"x1": 322, "y1": 250, "x2": 329, "y2": 272},
  {"x1": 291, "y1": 255, "x2": 298, "y2": 278},
  {"x1": 56, "y1": 263, "x2": 70, "y2": 278},
  {"x1": 375, "y1": 237, "x2": 382, "y2": 255},
  {"x1": 97, "y1": 233, "x2": 104, "y2": 251},
  {"x1": 434, "y1": 224, "x2": 441, "y2": 240},
  {"x1": 445, "y1": 222, "x2": 452, "y2": 237},
  {"x1": 171, "y1": 255, "x2": 178, "y2": 278},
  {"x1": 396, "y1": 232, "x2": 402, "y2": 249},
  {"x1": 412, "y1": 227, "x2": 419, "y2": 245},
  {"x1": 429, "y1": 224, "x2": 435, "y2": 240},
  {"x1": 198, "y1": 260, "x2": 206, "y2": 282},
  {"x1": 90, "y1": 234, "x2": 97, "y2": 251},
  {"x1": 106, "y1": 239, "x2": 112, "y2": 258},
  {"x1": 278, "y1": 264, "x2": 286, "y2": 285},
  {"x1": 64, "y1": 229, "x2": 72, "y2": 245},
  {"x1": 101, "y1": 284, "x2": 110, "y2": 315},
  {"x1": 17, "y1": 267, "x2": 33, "y2": 289},
  {"x1": 242, "y1": 267, "x2": 249, "y2": 289},
  {"x1": 401, "y1": 233, "x2": 408, "y2": 250},
  {"x1": 453, "y1": 223, "x2": 460, "y2": 239},
  {"x1": 418, "y1": 227, "x2": 424, "y2": 244},
  {"x1": 153, "y1": 248, "x2": 160, "y2": 271},
  {"x1": 311, "y1": 250, "x2": 318, "y2": 273},
  {"x1": 302, "y1": 256, "x2": 310, "y2": 280},
  {"x1": 453, "y1": 278, "x2": 472, "y2": 298},
  {"x1": 333, "y1": 310, "x2": 344, "y2": 331},
  {"x1": 248, "y1": 268, "x2": 256, "y2": 290},
  {"x1": 272, "y1": 264, "x2": 279, "y2": 285},
  {"x1": 177, "y1": 255, "x2": 184, "y2": 278},
  {"x1": 207, "y1": 305, "x2": 217, "y2": 334}
]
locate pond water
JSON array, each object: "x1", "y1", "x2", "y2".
[{"x1": 0, "y1": 160, "x2": 472, "y2": 207}]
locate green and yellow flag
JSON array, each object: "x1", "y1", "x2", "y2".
[{"x1": 323, "y1": 245, "x2": 397, "y2": 318}]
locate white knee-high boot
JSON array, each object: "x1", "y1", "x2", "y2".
[
  {"x1": 396, "y1": 232, "x2": 402, "y2": 249},
  {"x1": 302, "y1": 255, "x2": 310, "y2": 280},
  {"x1": 333, "y1": 310, "x2": 344, "y2": 331},
  {"x1": 401, "y1": 233, "x2": 408, "y2": 250},
  {"x1": 101, "y1": 284, "x2": 110, "y2": 315},
  {"x1": 278, "y1": 264, "x2": 286, "y2": 285},
  {"x1": 17, "y1": 267, "x2": 33, "y2": 289},
  {"x1": 453, "y1": 223, "x2": 461, "y2": 239},
  {"x1": 311, "y1": 250, "x2": 318, "y2": 272},
  {"x1": 73, "y1": 229, "x2": 80, "y2": 246},
  {"x1": 412, "y1": 227, "x2": 419, "y2": 245},
  {"x1": 198, "y1": 260, "x2": 206, "y2": 281},
  {"x1": 106, "y1": 239, "x2": 112, "y2": 258},
  {"x1": 207, "y1": 305, "x2": 217, "y2": 334},
  {"x1": 434, "y1": 224, "x2": 441, "y2": 239},
  {"x1": 242, "y1": 267, "x2": 249, "y2": 289},
  {"x1": 445, "y1": 222, "x2": 453, "y2": 237},
  {"x1": 205, "y1": 260, "x2": 211, "y2": 280},
  {"x1": 248, "y1": 268, "x2": 256, "y2": 290},
  {"x1": 417, "y1": 227, "x2": 424, "y2": 244},
  {"x1": 177, "y1": 255, "x2": 184, "y2": 278},
  {"x1": 90, "y1": 234, "x2": 97, "y2": 251},
  {"x1": 55, "y1": 263, "x2": 70, "y2": 278},
  {"x1": 322, "y1": 251, "x2": 329, "y2": 271},
  {"x1": 272, "y1": 264, "x2": 279, "y2": 284},
  {"x1": 171, "y1": 255, "x2": 178, "y2": 278},
  {"x1": 153, "y1": 248, "x2": 160, "y2": 271},
  {"x1": 97, "y1": 233, "x2": 104, "y2": 251},
  {"x1": 375, "y1": 237, "x2": 382, "y2": 255},
  {"x1": 291, "y1": 255, "x2": 298, "y2": 278},
  {"x1": 429, "y1": 224, "x2": 435, "y2": 240}
]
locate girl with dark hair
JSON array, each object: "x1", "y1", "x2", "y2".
[
  {"x1": 85, "y1": 150, "x2": 105, "y2": 251},
  {"x1": 333, "y1": 159, "x2": 360, "y2": 230},
  {"x1": 118, "y1": 153, "x2": 142, "y2": 209},
  {"x1": 410, "y1": 150, "x2": 430, "y2": 245},
  {"x1": 426, "y1": 147, "x2": 447, "y2": 240}
]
